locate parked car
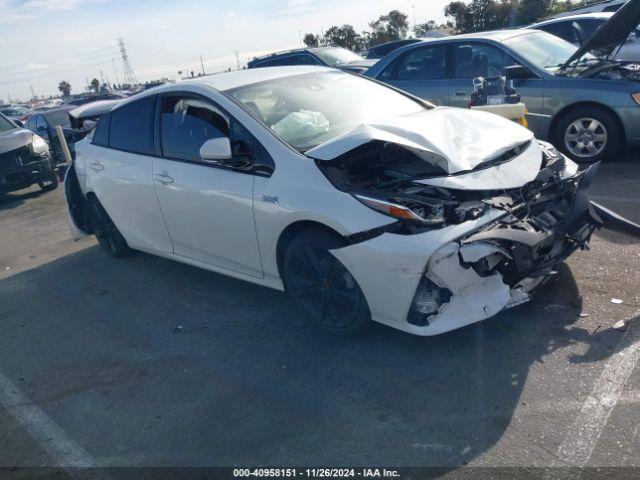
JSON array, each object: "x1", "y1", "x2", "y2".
[
  {"x1": 364, "y1": 39, "x2": 422, "y2": 59},
  {"x1": 527, "y1": 13, "x2": 640, "y2": 63},
  {"x1": 551, "y1": 0, "x2": 627, "y2": 18},
  {"x1": 64, "y1": 66, "x2": 638, "y2": 337},
  {"x1": 24, "y1": 106, "x2": 87, "y2": 164},
  {"x1": 248, "y1": 47, "x2": 376, "y2": 74},
  {"x1": 0, "y1": 112, "x2": 58, "y2": 194},
  {"x1": 0, "y1": 106, "x2": 33, "y2": 123},
  {"x1": 365, "y1": 0, "x2": 640, "y2": 162},
  {"x1": 68, "y1": 99, "x2": 123, "y2": 132}
]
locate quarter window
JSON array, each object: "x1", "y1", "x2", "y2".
[
  {"x1": 92, "y1": 113, "x2": 110, "y2": 146},
  {"x1": 109, "y1": 95, "x2": 155, "y2": 155},
  {"x1": 453, "y1": 43, "x2": 516, "y2": 78},
  {"x1": 538, "y1": 22, "x2": 581, "y2": 45},
  {"x1": 160, "y1": 96, "x2": 230, "y2": 162},
  {"x1": 380, "y1": 45, "x2": 446, "y2": 81}
]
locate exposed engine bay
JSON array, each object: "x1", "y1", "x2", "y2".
[
  {"x1": 320, "y1": 139, "x2": 614, "y2": 330},
  {"x1": 581, "y1": 61, "x2": 640, "y2": 81}
]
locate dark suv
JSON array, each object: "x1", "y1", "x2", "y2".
[
  {"x1": 248, "y1": 47, "x2": 376, "y2": 74},
  {"x1": 0, "y1": 113, "x2": 58, "y2": 194}
]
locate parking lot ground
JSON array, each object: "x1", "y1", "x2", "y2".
[{"x1": 0, "y1": 150, "x2": 639, "y2": 474}]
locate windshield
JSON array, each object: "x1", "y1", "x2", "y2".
[
  {"x1": 225, "y1": 71, "x2": 426, "y2": 152},
  {"x1": 43, "y1": 110, "x2": 71, "y2": 128},
  {"x1": 0, "y1": 114, "x2": 16, "y2": 132},
  {"x1": 312, "y1": 47, "x2": 364, "y2": 67},
  {"x1": 504, "y1": 31, "x2": 598, "y2": 74}
]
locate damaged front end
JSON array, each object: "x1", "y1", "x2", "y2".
[{"x1": 319, "y1": 136, "x2": 627, "y2": 335}]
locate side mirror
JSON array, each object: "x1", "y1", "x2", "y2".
[
  {"x1": 504, "y1": 64, "x2": 535, "y2": 80},
  {"x1": 199, "y1": 137, "x2": 232, "y2": 162}
]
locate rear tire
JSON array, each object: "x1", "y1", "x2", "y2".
[
  {"x1": 282, "y1": 229, "x2": 372, "y2": 336},
  {"x1": 88, "y1": 197, "x2": 132, "y2": 258},
  {"x1": 555, "y1": 106, "x2": 621, "y2": 163}
]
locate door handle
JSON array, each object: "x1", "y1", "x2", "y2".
[
  {"x1": 89, "y1": 161, "x2": 105, "y2": 172},
  {"x1": 155, "y1": 172, "x2": 174, "y2": 185},
  {"x1": 454, "y1": 91, "x2": 467, "y2": 96}
]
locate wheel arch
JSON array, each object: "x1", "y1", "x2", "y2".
[
  {"x1": 275, "y1": 220, "x2": 345, "y2": 282},
  {"x1": 549, "y1": 101, "x2": 626, "y2": 145}
]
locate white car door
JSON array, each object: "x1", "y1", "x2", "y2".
[
  {"x1": 152, "y1": 93, "x2": 270, "y2": 278},
  {"x1": 86, "y1": 95, "x2": 173, "y2": 253}
]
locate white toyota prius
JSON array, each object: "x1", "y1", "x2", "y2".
[{"x1": 65, "y1": 66, "x2": 639, "y2": 336}]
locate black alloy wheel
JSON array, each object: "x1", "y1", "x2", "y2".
[{"x1": 283, "y1": 230, "x2": 371, "y2": 335}]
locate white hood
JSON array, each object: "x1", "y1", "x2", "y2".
[{"x1": 306, "y1": 106, "x2": 536, "y2": 175}]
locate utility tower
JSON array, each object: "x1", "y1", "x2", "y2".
[{"x1": 118, "y1": 38, "x2": 138, "y2": 86}]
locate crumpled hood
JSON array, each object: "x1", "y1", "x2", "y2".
[
  {"x1": 306, "y1": 106, "x2": 534, "y2": 175},
  {"x1": 0, "y1": 128, "x2": 34, "y2": 155}
]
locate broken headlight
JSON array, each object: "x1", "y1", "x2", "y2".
[{"x1": 353, "y1": 192, "x2": 489, "y2": 227}]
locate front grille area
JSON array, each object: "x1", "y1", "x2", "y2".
[{"x1": 0, "y1": 146, "x2": 32, "y2": 173}]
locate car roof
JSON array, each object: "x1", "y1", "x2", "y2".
[
  {"x1": 415, "y1": 29, "x2": 534, "y2": 44},
  {"x1": 181, "y1": 66, "x2": 334, "y2": 91},
  {"x1": 532, "y1": 12, "x2": 614, "y2": 25}
]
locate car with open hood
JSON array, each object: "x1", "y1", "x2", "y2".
[
  {"x1": 527, "y1": 12, "x2": 640, "y2": 64},
  {"x1": 64, "y1": 66, "x2": 640, "y2": 337},
  {"x1": 0, "y1": 112, "x2": 58, "y2": 194},
  {"x1": 365, "y1": 0, "x2": 640, "y2": 163}
]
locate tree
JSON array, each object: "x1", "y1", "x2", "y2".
[
  {"x1": 89, "y1": 78, "x2": 100, "y2": 92},
  {"x1": 445, "y1": 0, "x2": 517, "y2": 33},
  {"x1": 303, "y1": 33, "x2": 320, "y2": 47},
  {"x1": 324, "y1": 25, "x2": 363, "y2": 50},
  {"x1": 413, "y1": 20, "x2": 436, "y2": 37},
  {"x1": 517, "y1": 0, "x2": 552, "y2": 25},
  {"x1": 368, "y1": 10, "x2": 410, "y2": 46},
  {"x1": 58, "y1": 81, "x2": 71, "y2": 96}
]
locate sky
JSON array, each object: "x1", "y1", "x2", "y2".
[{"x1": 0, "y1": 0, "x2": 455, "y2": 101}]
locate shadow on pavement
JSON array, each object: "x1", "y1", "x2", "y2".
[{"x1": 0, "y1": 245, "x2": 630, "y2": 467}]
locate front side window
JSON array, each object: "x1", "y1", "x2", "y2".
[
  {"x1": 226, "y1": 71, "x2": 426, "y2": 152},
  {"x1": 35, "y1": 116, "x2": 47, "y2": 130},
  {"x1": 0, "y1": 114, "x2": 15, "y2": 132},
  {"x1": 109, "y1": 95, "x2": 155, "y2": 155},
  {"x1": 160, "y1": 96, "x2": 229, "y2": 162},
  {"x1": 453, "y1": 43, "x2": 515, "y2": 78},
  {"x1": 382, "y1": 45, "x2": 447, "y2": 81}
]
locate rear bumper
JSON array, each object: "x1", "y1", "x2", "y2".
[{"x1": 331, "y1": 164, "x2": 602, "y2": 336}]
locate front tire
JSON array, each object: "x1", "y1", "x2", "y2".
[
  {"x1": 88, "y1": 197, "x2": 132, "y2": 258},
  {"x1": 282, "y1": 229, "x2": 372, "y2": 336},
  {"x1": 38, "y1": 160, "x2": 59, "y2": 192},
  {"x1": 555, "y1": 107, "x2": 620, "y2": 163}
]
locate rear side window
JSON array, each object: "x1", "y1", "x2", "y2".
[
  {"x1": 160, "y1": 96, "x2": 230, "y2": 162},
  {"x1": 92, "y1": 114, "x2": 110, "y2": 146},
  {"x1": 109, "y1": 96, "x2": 155, "y2": 155}
]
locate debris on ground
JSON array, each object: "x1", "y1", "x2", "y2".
[
  {"x1": 173, "y1": 324, "x2": 183, "y2": 333},
  {"x1": 611, "y1": 298, "x2": 624, "y2": 304},
  {"x1": 613, "y1": 320, "x2": 627, "y2": 331},
  {"x1": 579, "y1": 313, "x2": 589, "y2": 318}
]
